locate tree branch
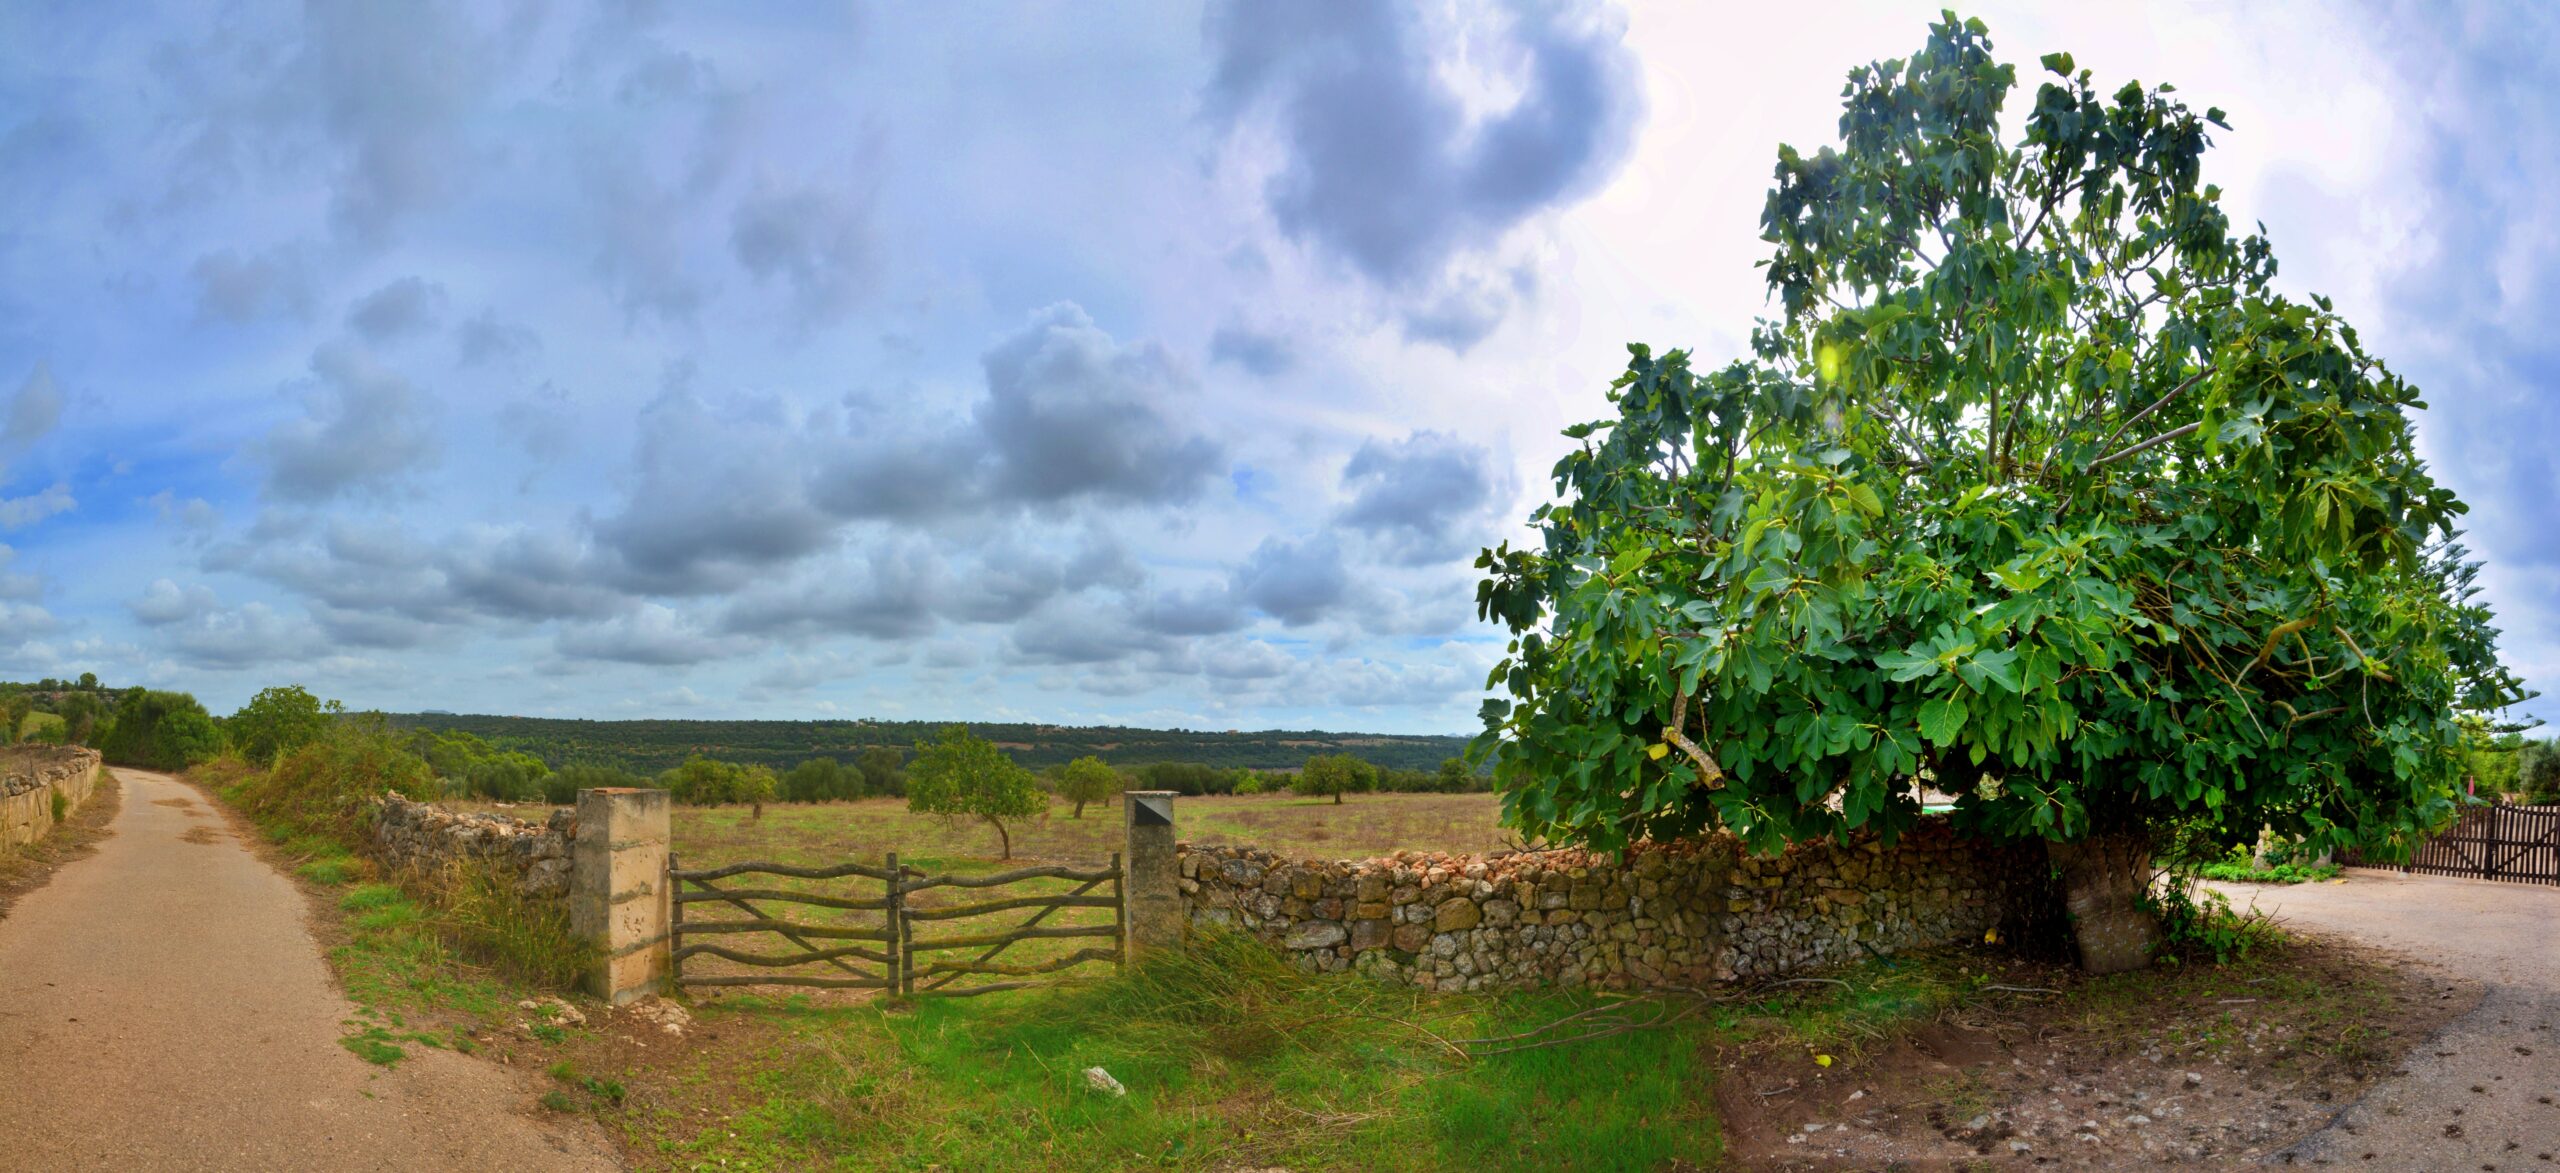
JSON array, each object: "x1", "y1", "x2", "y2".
[
  {"x1": 1663, "y1": 686, "x2": 1725, "y2": 790},
  {"x1": 2091, "y1": 367, "x2": 2210, "y2": 456},
  {"x1": 2086, "y1": 421, "x2": 2201, "y2": 470}
]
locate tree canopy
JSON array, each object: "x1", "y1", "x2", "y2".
[
  {"x1": 907, "y1": 726, "x2": 1046, "y2": 859},
  {"x1": 1473, "y1": 15, "x2": 2524, "y2": 967},
  {"x1": 228, "y1": 684, "x2": 339, "y2": 765},
  {"x1": 1294, "y1": 754, "x2": 1376, "y2": 805},
  {"x1": 1056, "y1": 755, "x2": 1119, "y2": 818}
]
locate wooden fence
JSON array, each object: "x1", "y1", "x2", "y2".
[
  {"x1": 2401, "y1": 804, "x2": 2560, "y2": 887},
  {"x1": 668, "y1": 851, "x2": 1125, "y2": 997}
]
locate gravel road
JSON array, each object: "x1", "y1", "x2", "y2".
[
  {"x1": 2212, "y1": 870, "x2": 2560, "y2": 1167},
  {"x1": 0, "y1": 768, "x2": 620, "y2": 1171}
]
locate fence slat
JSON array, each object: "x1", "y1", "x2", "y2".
[
  {"x1": 677, "y1": 918, "x2": 897, "y2": 941},
  {"x1": 674, "y1": 941, "x2": 896, "y2": 969},
  {"x1": 907, "y1": 923, "x2": 1122, "y2": 952},
  {"x1": 897, "y1": 863, "x2": 1123, "y2": 892},
  {"x1": 674, "y1": 859, "x2": 900, "y2": 882},
  {"x1": 674, "y1": 887, "x2": 890, "y2": 911},
  {"x1": 680, "y1": 974, "x2": 895, "y2": 990},
  {"x1": 903, "y1": 893, "x2": 1120, "y2": 922},
  {"x1": 913, "y1": 947, "x2": 1121, "y2": 980}
]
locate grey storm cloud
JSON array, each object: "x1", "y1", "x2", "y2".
[
  {"x1": 345, "y1": 276, "x2": 447, "y2": 343},
  {"x1": 1338, "y1": 431, "x2": 1507, "y2": 565},
  {"x1": 720, "y1": 542, "x2": 945, "y2": 641},
  {"x1": 591, "y1": 392, "x2": 839, "y2": 595},
  {"x1": 440, "y1": 528, "x2": 626, "y2": 622},
  {"x1": 1208, "y1": 323, "x2": 1296, "y2": 376},
  {"x1": 262, "y1": 345, "x2": 441, "y2": 502},
  {"x1": 1135, "y1": 583, "x2": 1250, "y2": 637},
  {"x1": 191, "y1": 247, "x2": 312, "y2": 324},
  {"x1": 1203, "y1": 0, "x2": 1641, "y2": 288},
  {"x1": 975, "y1": 304, "x2": 1224, "y2": 506},
  {"x1": 555, "y1": 603, "x2": 753, "y2": 666},
  {"x1": 1231, "y1": 533, "x2": 1350, "y2": 626},
  {"x1": 730, "y1": 178, "x2": 876, "y2": 324}
]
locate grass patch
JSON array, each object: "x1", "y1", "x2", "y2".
[
  {"x1": 298, "y1": 856, "x2": 359, "y2": 885},
  {"x1": 603, "y1": 928, "x2": 1720, "y2": 1171},
  {"x1": 2194, "y1": 859, "x2": 2343, "y2": 884},
  {"x1": 341, "y1": 1025, "x2": 409, "y2": 1066}
]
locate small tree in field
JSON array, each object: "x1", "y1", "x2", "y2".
[
  {"x1": 1294, "y1": 754, "x2": 1375, "y2": 805},
  {"x1": 1057, "y1": 755, "x2": 1118, "y2": 818},
  {"x1": 907, "y1": 726, "x2": 1045, "y2": 859},
  {"x1": 1474, "y1": 16, "x2": 2527, "y2": 973}
]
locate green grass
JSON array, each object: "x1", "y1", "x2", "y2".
[
  {"x1": 2195, "y1": 859, "x2": 2343, "y2": 884},
  {"x1": 609, "y1": 929, "x2": 1722, "y2": 1171},
  {"x1": 298, "y1": 856, "x2": 358, "y2": 884}
]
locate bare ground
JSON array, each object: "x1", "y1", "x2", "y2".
[{"x1": 0, "y1": 767, "x2": 623, "y2": 1170}]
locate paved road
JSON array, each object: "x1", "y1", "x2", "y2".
[
  {"x1": 2212, "y1": 870, "x2": 2560, "y2": 1168},
  {"x1": 0, "y1": 768, "x2": 619, "y2": 1171}
]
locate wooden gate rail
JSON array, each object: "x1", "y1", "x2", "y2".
[{"x1": 669, "y1": 849, "x2": 1125, "y2": 997}]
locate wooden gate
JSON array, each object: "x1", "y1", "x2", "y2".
[
  {"x1": 2392, "y1": 804, "x2": 2560, "y2": 887},
  {"x1": 668, "y1": 851, "x2": 1125, "y2": 997}
]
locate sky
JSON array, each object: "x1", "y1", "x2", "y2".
[{"x1": 0, "y1": 1, "x2": 2552, "y2": 735}]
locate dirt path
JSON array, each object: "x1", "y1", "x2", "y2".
[
  {"x1": 2212, "y1": 870, "x2": 2560, "y2": 1166},
  {"x1": 0, "y1": 768, "x2": 620, "y2": 1171}
]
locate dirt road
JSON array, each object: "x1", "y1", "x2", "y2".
[
  {"x1": 2213, "y1": 870, "x2": 2560, "y2": 1166},
  {"x1": 0, "y1": 768, "x2": 619, "y2": 1171}
]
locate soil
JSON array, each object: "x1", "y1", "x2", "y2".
[{"x1": 1715, "y1": 936, "x2": 2475, "y2": 1169}]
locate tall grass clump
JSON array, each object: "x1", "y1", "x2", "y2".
[{"x1": 424, "y1": 859, "x2": 599, "y2": 989}]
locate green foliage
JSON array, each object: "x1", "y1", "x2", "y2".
[
  {"x1": 783, "y1": 756, "x2": 860, "y2": 802},
  {"x1": 2192, "y1": 857, "x2": 2339, "y2": 884},
  {"x1": 1293, "y1": 753, "x2": 1376, "y2": 804},
  {"x1": 49, "y1": 786, "x2": 66, "y2": 823},
  {"x1": 1131, "y1": 760, "x2": 1238, "y2": 796},
  {"x1": 376, "y1": 711, "x2": 1469, "y2": 775},
  {"x1": 2148, "y1": 881, "x2": 2282, "y2": 965},
  {"x1": 545, "y1": 763, "x2": 644, "y2": 805},
  {"x1": 1055, "y1": 755, "x2": 1118, "y2": 817},
  {"x1": 100, "y1": 689, "x2": 227, "y2": 770},
  {"x1": 2518, "y1": 740, "x2": 2560, "y2": 804},
  {"x1": 906, "y1": 726, "x2": 1045, "y2": 858},
  {"x1": 226, "y1": 716, "x2": 440, "y2": 841},
  {"x1": 465, "y1": 752, "x2": 552, "y2": 802},
  {"x1": 227, "y1": 684, "x2": 340, "y2": 764},
  {"x1": 1473, "y1": 15, "x2": 2527, "y2": 865},
  {"x1": 658, "y1": 755, "x2": 780, "y2": 806},
  {"x1": 855, "y1": 745, "x2": 905, "y2": 798}
]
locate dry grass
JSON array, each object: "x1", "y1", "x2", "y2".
[{"x1": 0, "y1": 770, "x2": 123, "y2": 922}]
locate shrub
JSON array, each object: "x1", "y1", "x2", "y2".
[
  {"x1": 422, "y1": 859, "x2": 599, "y2": 990},
  {"x1": 855, "y1": 746, "x2": 906, "y2": 798},
  {"x1": 466, "y1": 753, "x2": 551, "y2": 802},
  {"x1": 546, "y1": 763, "x2": 643, "y2": 805},
  {"x1": 226, "y1": 685, "x2": 339, "y2": 765},
  {"x1": 2520, "y1": 740, "x2": 2560, "y2": 804},
  {"x1": 784, "y1": 757, "x2": 859, "y2": 802},
  {"x1": 225, "y1": 720, "x2": 439, "y2": 842},
  {"x1": 100, "y1": 689, "x2": 226, "y2": 770},
  {"x1": 659, "y1": 755, "x2": 778, "y2": 805}
]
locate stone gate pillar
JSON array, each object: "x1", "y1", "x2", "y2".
[
  {"x1": 570, "y1": 787, "x2": 673, "y2": 1004},
  {"x1": 1123, "y1": 790, "x2": 1181, "y2": 957}
]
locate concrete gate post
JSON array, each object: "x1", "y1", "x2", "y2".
[
  {"x1": 570, "y1": 787, "x2": 673, "y2": 1005},
  {"x1": 1123, "y1": 790, "x2": 1181, "y2": 958}
]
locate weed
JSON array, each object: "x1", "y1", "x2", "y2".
[
  {"x1": 341, "y1": 1026, "x2": 407, "y2": 1066},
  {"x1": 298, "y1": 857, "x2": 359, "y2": 885},
  {"x1": 49, "y1": 787, "x2": 66, "y2": 823},
  {"x1": 417, "y1": 859, "x2": 599, "y2": 989},
  {"x1": 339, "y1": 882, "x2": 406, "y2": 912},
  {"x1": 540, "y1": 1090, "x2": 578, "y2": 1113},
  {"x1": 531, "y1": 1022, "x2": 567, "y2": 1044}
]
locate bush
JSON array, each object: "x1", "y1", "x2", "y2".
[
  {"x1": 227, "y1": 684, "x2": 338, "y2": 765},
  {"x1": 855, "y1": 746, "x2": 906, "y2": 798},
  {"x1": 224, "y1": 720, "x2": 439, "y2": 842},
  {"x1": 466, "y1": 753, "x2": 551, "y2": 802},
  {"x1": 2147, "y1": 879, "x2": 2283, "y2": 965},
  {"x1": 2520, "y1": 740, "x2": 2560, "y2": 804},
  {"x1": 100, "y1": 689, "x2": 226, "y2": 770},
  {"x1": 545, "y1": 763, "x2": 643, "y2": 805},
  {"x1": 1132, "y1": 761, "x2": 1238, "y2": 796},
  {"x1": 659, "y1": 755, "x2": 778, "y2": 805},
  {"x1": 784, "y1": 757, "x2": 860, "y2": 802},
  {"x1": 422, "y1": 859, "x2": 599, "y2": 990}
]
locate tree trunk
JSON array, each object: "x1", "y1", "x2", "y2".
[
  {"x1": 1333, "y1": 791, "x2": 1342, "y2": 805},
  {"x1": 2046, "y1": 830, "x2": 2157, "y2": 974},
  {"x1": 1072, "y1": 799, "x2": 1086, "y2": 819},
  {"x1": 987, "y1": 815, "x2": 1011, "y2": 860}
]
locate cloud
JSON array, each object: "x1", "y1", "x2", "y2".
[
  {"x1": 4, "y1": 364, "x2": 65, "y2": 457},
  {"x1": 455, "y1": 310, "x2": 542, "y2": 368},
  {"x1": 1231, "y1": 533, "x2": 1349, "y2": 626},
  {"x1": 0, "y1": 484, "x2": 74, "y2": 530},
  {"x1": 1203, "y1": 1, "x2": 1641, "y2": 288},
  {"x1": 556, "y1": 602, "x2": 753, "y2": 666},
  {"x1": 976, "y1": 303, "x2": 1224, "y2": 507},
  {"x1": 440, "y1": 527, "x2": 626, "y2": 621},
  {"x1": 1337, "y1": 431, "x2": 1506, "y2": 564},
  {"x1": 1135, "y1": 583, "x2": 1250, "y2": 636},
  {"x1": 190, "y1": 247, "x2": 311, "y2": 323},
  {"x1": 591, "y1": 392, "x2": 838, "y2": 593},
  {"x1": 286, "y1": 4, "x2": 494, "y2": 243},
  {"x1": 730, "y1": 178, "x2": 876, "y2": 324},
  {"x1": 129, "y1": 578, "x2": 219, "y2": 626},
  {"x1": 719, "y1": 541, "x2": 945, "y2": 640},
  {"x1": 1208, "y1": 323, "x2": 1297, "y2": 376},
  {"x1": 344, "y1": 276, "x2": 447, "y2": 343},
  {"x1": 262, "y1": 345, "x2": 441, "y2": 502},
  {"x1": 144, "y1": 491, "x2": 222, "y2": 535},
  {"x1": 0, "y1": 546, "x2": 44, "y2": 602}
]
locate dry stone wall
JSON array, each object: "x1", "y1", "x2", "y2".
[
  {"x1": 1177, "y1": 819, "x2": 2055, "y2": 991},
  {"x1": 0, "y1": 746, "x2": 103, "y2": 850},
  {"x1": 371, "y1": 793, "x2": 574, "y2": 899}
]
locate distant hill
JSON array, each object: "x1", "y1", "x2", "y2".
[{"x1": 377, "y1": 713, "x2": 1474, "y2": 775}]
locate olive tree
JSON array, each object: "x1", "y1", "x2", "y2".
[
  {"x1": 1473, "y1": 15, "x2": 2527, "y2": 973},
  {"x1": 1293, "y1": 754, "x2": 1375, "y2": 805},
  {"x1": 907, "y1": 726, "x2": 1045, "y2": 859},
  {"x1": 1057, "y1": 755, "x2": 1118, "y2": 818}
]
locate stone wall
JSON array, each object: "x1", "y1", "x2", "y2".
[
  {"x1": 0, "y1": 746, "x2": 103, "y2": 850},
  {"x1": 370, "y1": 793, "x2": 574, "y2": 899},
  {"x1": 1177, "y1": 819, "x2": 2055, "y2": 992}
]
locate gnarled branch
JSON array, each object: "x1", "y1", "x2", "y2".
[{"x1": 1664, "y1": 687, "x2": 1726, "y2": 789}]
